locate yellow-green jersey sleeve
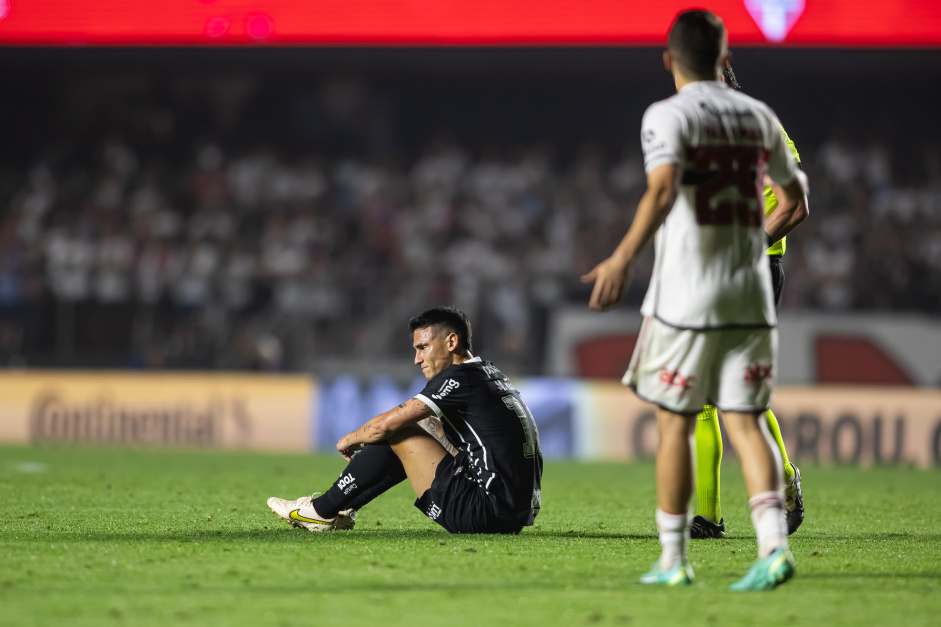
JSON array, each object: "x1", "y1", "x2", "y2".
[{"x1": 765, "y1": 126, "x2": 801, "y2": 256}]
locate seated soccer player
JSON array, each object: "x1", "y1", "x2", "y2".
[
  {"x1": 266, "y1": 306, "x2": 543, "y2": 535},
  {"x1": 690, "y1": 61, "x2": 808, "y2": 541}
]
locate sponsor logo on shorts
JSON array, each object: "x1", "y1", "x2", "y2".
[
  {"x1": 659, "y1": 367, "x2": 696, "y2": 392},
  {"x1": 744, "y1": 362, "x2": 773, "y2": 383},
  {"x1": 337, "y1": 473, "x2": 356, "y2": 494},
  {"x1": 431, "y1": 379, "x2": 460, "y2": 400},
  {"x1": 426, "y1": 502, "x2": 442, "y2": 520}
]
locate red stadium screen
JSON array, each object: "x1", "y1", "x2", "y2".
[{"x1": 0, "y1": 0, "x2": 940, "y2": 46}]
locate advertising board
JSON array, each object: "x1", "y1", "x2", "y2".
[
  {"x1": 0, "y1": 372, "x2": 314, "y2": 451},
  {"x1": 2, "y1": 372, "x2": 937, "y2": 467},
  {"x1": 577, "y1": 383, "x2": 941, "y2": 467}
]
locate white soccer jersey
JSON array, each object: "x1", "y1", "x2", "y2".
[{"x1": 640, "y1": 80, "x2": 800, "y2": 329}]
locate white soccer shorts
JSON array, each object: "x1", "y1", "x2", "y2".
[{"x1": 623, "y1": 316, "x2": 777, "y2": 414}]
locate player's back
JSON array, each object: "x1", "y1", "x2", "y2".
[{"x1": 640, "y1": 81, "x2": 795, "y2": 330}]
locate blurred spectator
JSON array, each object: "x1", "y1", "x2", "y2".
[{"x1": 0, "y1": 73, "x2": 938, "y2": 373}]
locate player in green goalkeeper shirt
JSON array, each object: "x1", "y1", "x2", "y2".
[{"x1": 690, "y1": 62, "x2": 809, "y2": 540}]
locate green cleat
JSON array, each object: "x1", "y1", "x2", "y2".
[
  {"x1": 730, "y1": 547, "x2": 795, "y2": 591},
  {"x1": 639, "y1": 560, "x2": 694, "y2": 586}
]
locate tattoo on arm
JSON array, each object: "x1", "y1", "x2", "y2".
[
  {"x1": 418, "y1": 416, "x2": 458, "y2": 456},
  {"x1": 422, "y1": 418, "x2": 440, "y2": 437}
]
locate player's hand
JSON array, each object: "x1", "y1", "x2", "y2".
[
  {"x1": 581, "y1": 256, "x2": 633, "y2": 311},
  {"x1": 337, "y1": 437, "x2": 364, "y2": 461}
]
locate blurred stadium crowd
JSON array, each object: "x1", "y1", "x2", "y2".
[{"x1": 1, "y1": 71, "x2": 940, "y2": 373}]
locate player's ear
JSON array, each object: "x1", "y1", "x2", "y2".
[
  {"x1": 446, "y1": 332, "x2": 459, "y2": 352},
  {"x1": 663, "y1": 50, "x2": 673, "y2": 73}
]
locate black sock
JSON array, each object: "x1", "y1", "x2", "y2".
[{"x1": 311, "y1": 441, "x2": 407, "y2": 518}]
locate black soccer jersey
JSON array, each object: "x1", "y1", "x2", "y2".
[{"x1": 414, "y1": 357, "x2": 543, "y2": 527}]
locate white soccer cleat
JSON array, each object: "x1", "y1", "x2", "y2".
[{"x1": 266, "y1": 493, "x2": 351, "y2": 532}]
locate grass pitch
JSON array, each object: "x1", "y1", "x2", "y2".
[{"x1": 1, "y1": 446, "x2": 939, "y2": 627}]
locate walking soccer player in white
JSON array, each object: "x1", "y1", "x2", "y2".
[{"x1": 581, "y1": 9, "x2": 808, "y2": 590}]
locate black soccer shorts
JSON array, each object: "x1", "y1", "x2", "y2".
[{"x1": 415, "y1": 450, "x2": 522, "y2": 535}]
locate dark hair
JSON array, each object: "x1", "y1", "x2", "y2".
[
  {"x1": 408, "y1": 306, "x2": 473, "y2": 354},
  {"x1": 667, "y1": 10, "x2": 726, "y2": 78},
  {"x1": 723, "y1": 60, "x2": 742, "y2": 90}
]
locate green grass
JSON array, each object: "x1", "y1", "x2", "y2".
[{"x1": 1, "y1": 446, "x2": 939, "y2": 627}]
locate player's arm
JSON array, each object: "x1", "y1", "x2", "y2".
[
  {"x1": 764, "y1": 173, "x2": 809, "y2": 245},
  {"x1": 418, "y1": 416, "x2": 459, "y2": 456},
  {"x1": 764, "y1": 122, "x2": 809, "y2": 242},
  {"x1": 581, "y1": 163, "x2": 680, "y2": 311},
  {"x1": 336, "y1": 398, "x2": 435, "y2": 460}
]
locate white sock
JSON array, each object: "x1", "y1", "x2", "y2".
[
  {"x1": 656, "y1": 508, "x2": 689, "y2": 570},
  {"x1": 749, "y1": 491, "x2": 788, "y2": 558}
]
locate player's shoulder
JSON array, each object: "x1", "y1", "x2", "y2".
[
  {"x1": 642, "y1": 97, "x2": 687, "y2": 140},
  {"x1": 739, "y1": 91, "x2": 783, "y2": 129},
  {"x1": 724, "y1": 90, "x2": 788, "y2": 145},
  {"x1": 644, "y1": 93, "x2": 685, "y2": 120},
  {"x1": 429, "y1": 362, "x2": 467, "y2": 384},
  {"x1": 422, "y1": 365, "x2": 468, "y2": 404},
  {"x1": 726, "y1": 88, "x2": 777, "y2": 119},
  {"x1": 455, "y1": 357, "x2": 500, "y2": 381}
]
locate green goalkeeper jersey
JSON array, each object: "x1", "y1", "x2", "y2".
[{"x1": 765, "y1": 127, "x2": 801, "y2": 256}]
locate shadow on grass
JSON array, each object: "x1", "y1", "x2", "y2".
[
  {"x1": 795, "y1": 572, "x2": 941, "y2": 579},
  {"x1": 711, "y1": 532, "x2": 941, "y2": 543},
  {"x1": 219, "y1": 570, "x2": 941, "y2": 594},
  {"x1": 10, "y1": 527, "x2": 941, "y2": 544},
  {"x1": 21, "y1": 528, "x2": 649, "y2": 543}
]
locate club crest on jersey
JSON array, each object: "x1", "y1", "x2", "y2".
[
  {"x1": 659, "y1": 367, "x2": 696, "y2": 392},
  {"x1": 744, "y1": 362, "x2": 773, "y2": 383},
  {"x1": 432, "y1": 379, "x2": 460, "y2": 400}
]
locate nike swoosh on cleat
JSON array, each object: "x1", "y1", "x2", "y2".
[{"x1": 289, "y1": 510, "x2": 332, "y2": 525}]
